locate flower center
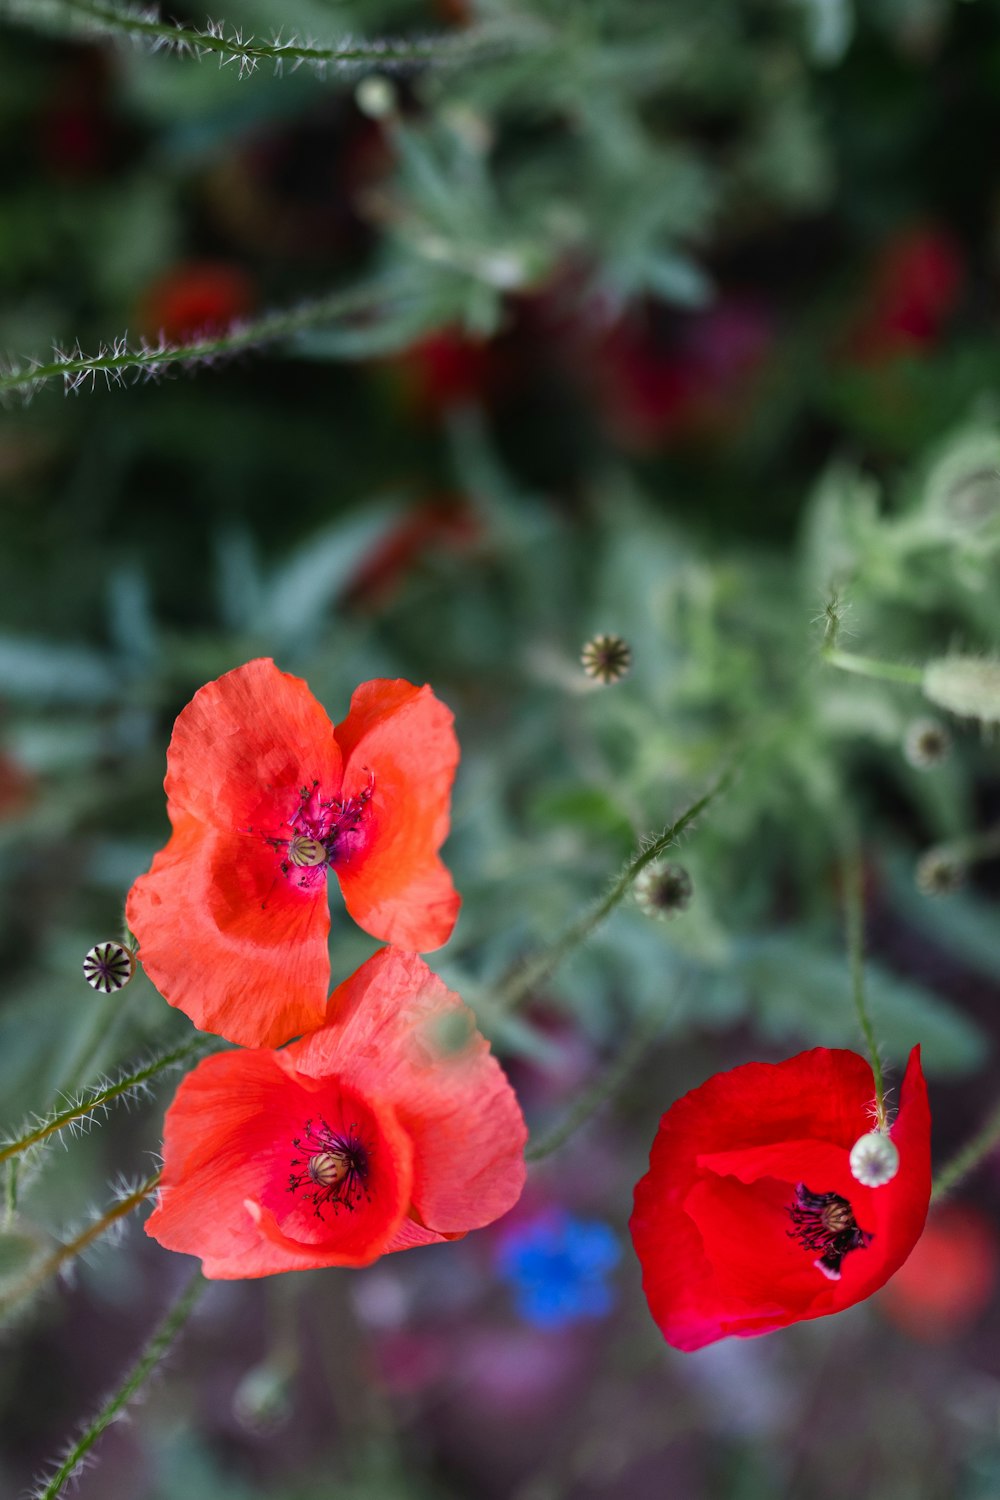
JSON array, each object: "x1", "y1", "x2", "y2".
[
  {"x1": 786, "y1": 1183, "x2": 873, "y2": 1281},
  {"x1": 288, "y1": 1118, "x2": 371, "y2": 1218},
  {"x1": 252, "y1": 774, "x2": 374, "y2": 888}
]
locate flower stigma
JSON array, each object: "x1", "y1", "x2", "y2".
[
  {"x1": 289, "y1": 1118, "x2": 371, "y2": 1217},
  {"x1": 787, "y1": 1183, "x2": 873, "y2": 1280}
]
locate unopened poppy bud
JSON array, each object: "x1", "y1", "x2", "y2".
[
  {"x1": 923, "y1": 655, "x2": 1000, "y2": 727},
  {"x1": 82, "y1": 940, "x2": 135, "y2": 993},
  {"x1": 635, "y1": 860, "x2": 693, "y2": 919},
  {"x1": 581, "y1": 634, "x2": 632, "y2": 685},
  {"x1": 904, "y1": 718, "x2": 952, "y2": 770},
  {"x1": 916, "y1": 846, "x2": 965, "y2": 897},
  {"x1": 849, "y1": 1130, "x2": 900, "y2": 1188}
]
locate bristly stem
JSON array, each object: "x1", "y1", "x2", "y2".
[
  {"x1": 496, "y1": 769, "x2": 735, "y2": 1012},
  {"x1": 0, "y1": 277, "x2": 411, "y2": 403},
  {"x1": 2, "y1": 0, "x2": 528, "y2": 76},
  {"x1": 842, "y1": 837, "x2": 886, "y2": 1128},
  {"x1": 932, "y1": 1097, "x2": 1000, "y2": 1202},
  {"x1": 0, "y1": 1037, "x2": 209, "y2": 1166},
  {"x1": 34, "y1": 1267, "x2": 204, "y2": 1500},
  {"x1": 0, "y1": 1172, "x2": 160, "y2": 1317},
  {"x1": 525, "y1": 1008, "x2": 666, "y2": 1163},
  {"x1": 823, "y1": 647, "x2": 924, "y2": 687}
]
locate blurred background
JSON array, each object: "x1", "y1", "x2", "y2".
[{"x1": 1, "y1": 0, "x2": 1000, "y2": 1495}]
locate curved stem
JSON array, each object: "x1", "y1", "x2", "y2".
[
  {"x1": 0, "y1": 1037, "x2": 208, "y2": 1166},
  {"x1": 496, "y1": 769, "x2": 735, "y2": 1013},
  {"x1": 842, "y1": 836, "x2": 886, "y2": 1127},
  {"x1": 823, "y1": 648, "x2": 924, "y2": 687},
  {"x1": 932, "y1": 1098, "x2": 1000, "y2": 1202},
  {"x1": 35, "y1": 1267, "x2": 204, "y2": 1500},
  {"x1": 525, "y1": 1008, "x2": 665, "y2": 1164}
]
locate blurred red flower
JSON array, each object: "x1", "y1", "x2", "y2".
[
  {"x1": 630, "y1": 1047, "x2": 931, "y2": 1351},
  {"x1": 390, "y1": 330, "x2": 496, "y2": 421},
  {"x1": 596, "y1": 297, "x2": 774, "y2": 451},
  {"x1": 0, "y1": 751, "x2": 36, "y2": 818},
  {"x1": 345, "y1": 497, "x2": 481, "y2": 610},
  {"x1": 146, "y1": 948, "x2": 526, "y2": 1276},
  {"x1": 878, "y1": 1202, "x2": 998, "y2": 1341},
  {"x1": 127, "y1": 659, "x2": 460, "y2": 1047},
  {"x1": 139, "y1": 261, "x2": 255, "y2": 344},
  {"x1": 849, "y1": 227, "x2": 964, "y2": 361}
]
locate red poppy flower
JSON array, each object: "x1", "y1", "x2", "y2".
[
  {"x1": 630, "y1": 1047, "x2": 930, "y2": 1352},
  {"x1": 127, "y1": 659, "x2": 460, "y2": 1048},
  {"x1": 145, "y1": 948, "x2": 527, "y2": 1276},
  {"x1": 849, "y1": 227, "x2": 964, "y2": 362}
]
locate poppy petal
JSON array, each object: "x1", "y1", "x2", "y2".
[
  {"x1": 146, "y1": 1050, "x2": 413, "y2": 1277},
  {"x1": 333, "y1": 681, "x2": 460, "y2": 951},
  {"x1": 164, "y1": 658, "x2": 343, "y2": 831},
  {"x1": 290, "y1": 948, "x2": 527, "y2": 1234},
  {"x1": 126, "y1": 814, "x2": 330, "y2": 1048}
]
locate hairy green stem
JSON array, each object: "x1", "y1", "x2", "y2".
[
  {"x1": 0, "y1": 277, "x2": 410, "y2": 401},
  {"x1": 525, "y1": 1009, "x2": 665, "y2": 1164},
  {"x1": 823, "y1": 647, "x2": 924, "y2": 687},
  {"x1": 497, "y1": 770, "x2": 735, "y2": 1012},
  {"x1": 932, "y1": 1098, "x2": 1000, "y2": 1202},
  {"x1": 4, "y1": 1160, "x2": 17, "y2": 1226},
  {"x1": 0, "y1": 1172, "x2": 160, "y2": 1316},
  {"x1": 35, "y1": 1267, "x2": 203, "y2": 1500},
  {"x1": 842, "y1": 838, "x2": 886, "y2": 1127},
  {"x1": 2, "y1": 0, "x2": 526, "y2": 73},
  {"x1": 0, "y1": 1037, "x2": 208, "y2": 1166}
]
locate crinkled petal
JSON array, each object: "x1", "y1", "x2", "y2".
[
  {"x1": 333, "y1": 681, "x2": 459, "y2": 951},
  {"x1": 127, "y1": 814, "x2": 329, "y2": 1048},
  {"x1": 164, "y1": 658, "x2": 342, "y2": 831},
  {"x1": 290, "y1": 948, "x2": 526, "y2": 1235}
]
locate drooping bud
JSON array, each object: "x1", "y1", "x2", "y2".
[
  {"x1": 581, "y1": 634, "x2": 632, "y2": 685},
  {"x1": 849, "y1": 1130, "x2": 900, "y2": 1188},
  {"x1": 82, "y1": 940, "x2": 135, "y2": 993},
  {"x1": 635, "y1": 860, "x2": 693, "y2": 920},
  {"x1": 904, "y1": 717, "x2": 952, "y2": 770},
  {"x1": 916, "y1": 846, "x2": 965, "y2": 897},
  {"x1": 923, "y1": 656, "x2": 1000, "y2": 727}
]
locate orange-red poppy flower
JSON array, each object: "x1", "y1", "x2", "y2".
[
  {"x1": 127, "y1": 659, "x2": 460, "y2": 1048},
  {"x1": 145, "y1": 948, "x2": 527, "y2": 1276},
  {"x1": 631, "y1": 1047, "x2": 931, "y2": 1351}
]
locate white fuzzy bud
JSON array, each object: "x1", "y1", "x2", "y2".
[
  {"x1": 849, "y1": 1130, "x2": 900, "y2": 1188},
  {"x1": 923, "y1": 655, "x2": 1000, "y2": 727}
]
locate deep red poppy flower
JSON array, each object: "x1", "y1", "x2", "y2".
[
  {"x1": 145, "y1": 948, "x2": 527, "y2": 1276},
  {"x1": 127, "y1": 659, "x2": 460, "y2": 1047},
  {"x1": 630, "y1": 1047, "x2": 930, "y2": 1351},
  {"x1": 850, "y1": 227, "x2": 964, "y2": 362}
]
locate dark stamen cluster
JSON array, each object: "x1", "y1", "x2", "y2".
[
  {"x1": 787, "y1": 1183, "x2": 872, "y2": 1281},
  {"x1": 288, "y1": 1118, "x2": 371, "y2": 1219},
  {"x1": 248, "y1": 772, "x2": 375, "y2": 885}
]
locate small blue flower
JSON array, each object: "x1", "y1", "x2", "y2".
[{"x1": 495, "y1": 1210, "x2": 621, "y2": 1330}]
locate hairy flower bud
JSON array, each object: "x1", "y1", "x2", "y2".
[
  {"x1": 849, "y1": 1129, "x2": 900, "y2": 1188},
  {"x1": 923, "y1": 655, "x2": 1000, "y2": 727},
  {"x1": 635, "y1": 860, "x2": 693, "y2": 919},
  {"x1": 916, "y1": 847, "x2": 965, "y2": 897},
  {"x1": 904, "y1": 718, "x2": 952, "y2": 770},
  {"x1": 581, "y1": 634, "x2": 632, "y2": 685}
]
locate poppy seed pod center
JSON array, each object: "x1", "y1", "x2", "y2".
[
  {"x1": 262, "y1": 775, "x2": 375, "y2": 889},
  {"x1": 289, "y1": 1118, "x2": 371, "y2": 1217},
  {"x1": 787, "y1": 1183, "x2": 873, "y2": 1281}
]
